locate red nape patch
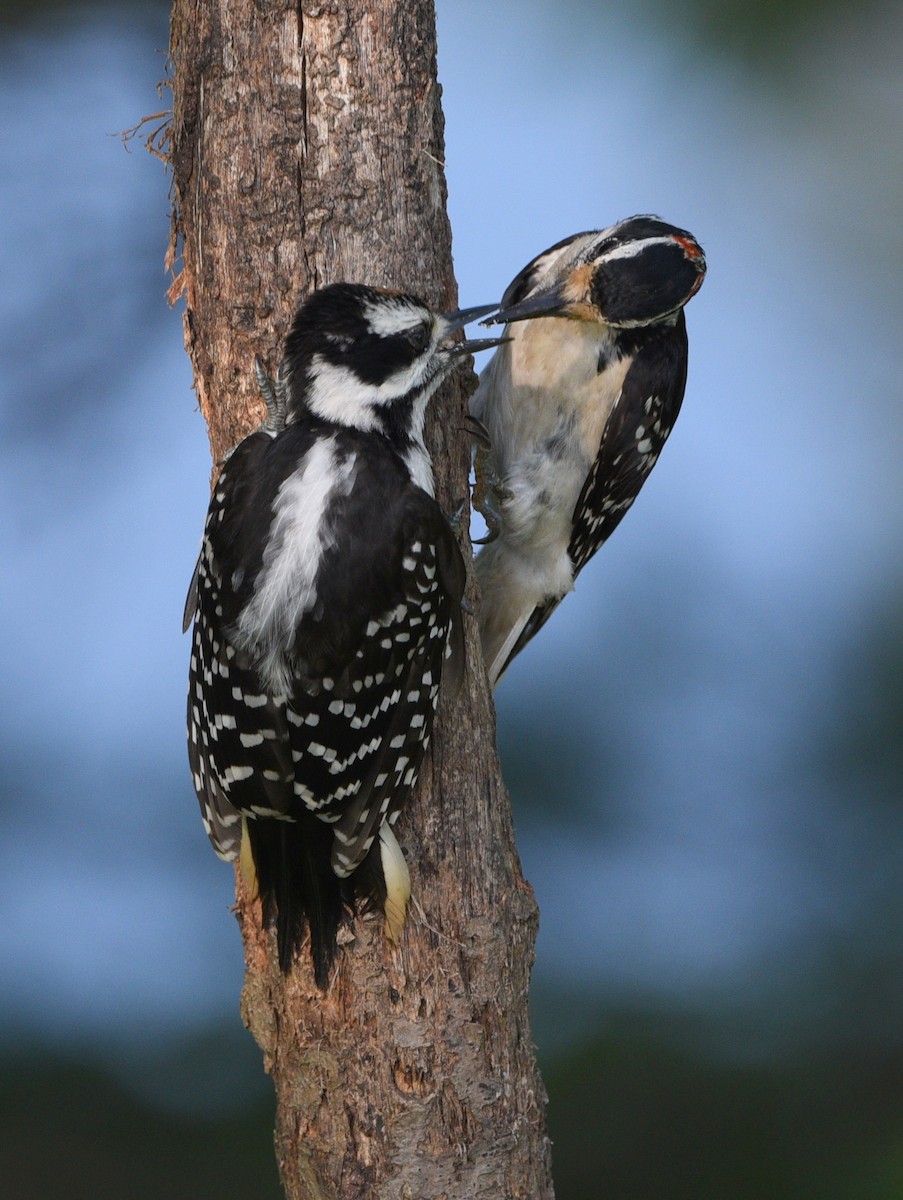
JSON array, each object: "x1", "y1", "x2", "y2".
[{"x1": 674, "y1": 235, "x2": 704, "y2": 262}]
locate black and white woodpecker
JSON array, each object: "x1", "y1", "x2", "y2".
[
  {"x1": 471, "y1": 215, "x2": 706, "y2": 686},
  {"x1": 184, "y1": 282, "x2": 503, "y2": 986}
]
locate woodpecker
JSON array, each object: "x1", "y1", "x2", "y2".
[
  {"x1": 184, "y1": 283, "x2": 502, "y2": 985},
  {"x1": 471, "y1": 216, "x2": 706, "y2": 686}
]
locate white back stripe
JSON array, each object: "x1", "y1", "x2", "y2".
[{"x1": 235, "y1": 437, "x2": 355, "y2": 689}]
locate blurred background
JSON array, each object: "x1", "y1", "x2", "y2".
[{"x1": 1, "y1": 0, "x2": 901, "y2": 1195}]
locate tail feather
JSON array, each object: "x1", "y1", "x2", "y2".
[
  {"x1": 244, "y1": 815, "x2": 409, "y2": 986},
  {"x1": 379, "y1": 825, "x2": 411, "y2": 943},
  {"x1": 239, "y1": 817, "x2": 259, "y2": 898},
  {"x1": 475, "y1": 541, "x2": 567, "y2": 687},
  {"x1": 475, "y1": 542, "x2": 535, "y2": 688},
  {"x1": 484, "y1": 611, "x2": 531, "y2": 689},
  {"x1": 245, "y1": 816, "x2": 344, "y2": 987},
  {"x1": 336, "y1": 826, "x2": 411, "y2": 945}
]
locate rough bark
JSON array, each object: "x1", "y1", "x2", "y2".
[{"x1": 169, "y1": 3, "x2": 554, "y2": 1197}]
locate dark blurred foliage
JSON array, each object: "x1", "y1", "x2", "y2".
[
  {"x1": 640, "y1": 0, "x2": 882, "y2": 70},
  {"x1": 0, "y1": 1051, "x2": 280, "y2": 1200},
  {"x1": 824, "y1": 596, "x2": 903, "y2": 808},
  {"x1": 546, "y1": 1008, "x2": 903, "y2": 1200},
  {"x1": 0, "y1": 0, "x2": 164, "y2": 24},
  {"x1": 0, "y1": 0, "x2": 887, "y2": 62},
  {"x1": 530, "y1": 587, "x2": 903, "y2": 1199}
]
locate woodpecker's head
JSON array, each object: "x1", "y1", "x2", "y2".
[
  {"x1": 484, "y1": 216, "x2": 705, "y2": 330},
  {"x1": 283, "y1": 283, "x2": 502, "y2": 431}
]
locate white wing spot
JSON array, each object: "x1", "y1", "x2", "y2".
[{"x1": 224, "y1": 765, "x2": 254, "y2": 783}]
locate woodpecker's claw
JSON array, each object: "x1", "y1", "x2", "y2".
[
  {"x1": 462, "y1": 414, "x2": 492, "y2": 449},
  {"x1": 447, "y1": 497, "x2": 468, "y2": 534},
  {"x1": 254, "y1": 356, "x2": 289, "y2": 433},
  {"x1": 254, "y1": 355, "x2": 276, "y2": 406},
  {"x1": 472, "y1": 527, "x2": 499, "y2": 546},
  {"x1": 472, "y1": 443, "x2": 512, "y2": 544},
  {"x1": 463, "y1": 415, "x2": 502, "y2": 540}
]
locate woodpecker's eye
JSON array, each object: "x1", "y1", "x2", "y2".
[
  {"x1": 405, "y1": 323, "x2": 431, "y2": 353},
  {"x1": 324, "y1": 332, "x2": 354, "y2": 355},
  {"x1": 594, "y1": 236, "x2": 619, "y2": 258}
]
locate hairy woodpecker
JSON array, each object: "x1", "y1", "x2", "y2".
[
  {"x1": 184, "y1": 283, "x2": 503, "y2": 985},
  {"x1": 471, "y1": 216, "x2": 706, "y2": 686}
]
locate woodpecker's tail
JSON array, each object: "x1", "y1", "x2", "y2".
[
  {"x1": 475, "y1": 542, "x2": 534, "y2": 687},
  {"x1": 349, "y1": 824, "x2": 412, "y2": 944},
  {"x1": 244, "y1": 815, "x2": 344, "y2": 987},
  {"x1": 476, "y1": 542, "x2": 566, "y2": 687}
]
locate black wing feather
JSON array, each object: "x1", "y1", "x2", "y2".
[
  {"x1": 505, "y1": 314, "x2": 688, "y2": 666},
  {"x1": 186, "y1": 419, "x2": 464, "y2": 981}
]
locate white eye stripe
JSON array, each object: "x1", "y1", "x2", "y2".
[
  {"x1": 362, "y1": 298, "x2": 433, "y2": 338},
  {"x1": 306, "y1": 356, "x2": 436, "y2": 422},
  {"x1": 600, "y1": 235, "x2": 680, "y2": 262}
]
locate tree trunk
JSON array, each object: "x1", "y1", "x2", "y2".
[{"x1": 169, "y1": 3, "x2": 554, "y2": 1197}]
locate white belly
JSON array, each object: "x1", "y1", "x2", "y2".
[{"x1": 473, "y1": 316, "x2": 630, "y2": 600}]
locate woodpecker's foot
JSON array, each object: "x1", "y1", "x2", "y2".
[
  {"x1": 472, "y1": 445, "x2": 512, "y2": 544},
  {"x1": 462, "y1": 413, "x2": 492, "y2": 449},
  {"x1": 447, "y1": 497, "x2": 469, "y2": 533},
  {"x1": 253, "y1": 356, "x2": 278, "y2": 424},
  {"x1": 254, "y1": 356, "x2": 289, "y2": 433}
]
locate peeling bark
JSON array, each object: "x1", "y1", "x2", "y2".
[{"x1": 169, "y1": 2, "x2": 554, "y2": 1196}]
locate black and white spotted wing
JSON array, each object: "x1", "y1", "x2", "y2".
[
  {"x1": 186, "y1": 420, "x2": 464, "y2": 972},
  {"x1": 506, "y1": 313, "x2": 689, "y2": 663},
  {"x1": 187, "y1": 432, "x2": 277, "y2": 860}
]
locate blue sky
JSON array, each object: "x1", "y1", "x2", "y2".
[{"x1": 1, "y1": 1, "x2": 900, "y2": 1051}]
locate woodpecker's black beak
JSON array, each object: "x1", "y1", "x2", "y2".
[
  {"x1": 440, "y1": 303, "x2": 509, "y2": 355},
  {"x1": 479, "y1": 284, "x2": 568, "y2": 326},
  {"x1": 446, "y1": 335, "x2": 511, "y2": 356},
  {"x1": 441, "y1": 302, "x2": 500, "y2": 333}
]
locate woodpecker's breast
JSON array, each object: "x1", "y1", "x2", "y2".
[{"x1": 475, "y1": 318, "x2": 631, "y2": 555}]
